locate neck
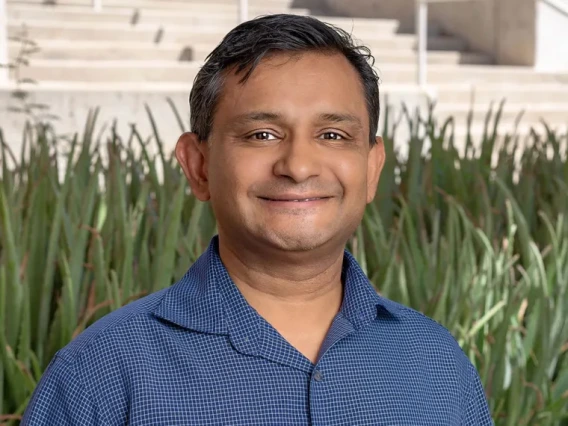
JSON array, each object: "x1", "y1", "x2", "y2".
[{"x1": 217, "y1": 233, "x2": 345, "y2": 330}]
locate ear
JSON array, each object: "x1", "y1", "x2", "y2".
[
  {"x1": 175, "y1": 132, "x2": 211, "y2": 201},
  {"x1": 366, "y1": 136, "x2": 386, "y2": 204}
]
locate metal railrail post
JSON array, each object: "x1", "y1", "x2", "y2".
[
  {"x1": 0, "y1": 0, "x2": 8, "y2": 84},
  {"x1": 416, "y1": 0, "x2": 428, "y2": 87},
  {"x1": 239, "y1": 0, "x2": 248, "y2": 23},
  {"x1": 415, "y1": 0, "x2": 484, "y2": 87}
]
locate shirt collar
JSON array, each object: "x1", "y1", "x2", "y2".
[
  {"x1": 339, "y1": 248, "x2": 403, "y2": 327},
  {"x1": 153, "y1": 236, "x2": 402, "y2": 351}
]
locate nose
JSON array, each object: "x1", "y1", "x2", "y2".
[{"x1": 272, "y1": 135, "x2": 322, "y2": 183}]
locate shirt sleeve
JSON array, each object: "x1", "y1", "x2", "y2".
[
  {"x1": 21, "y1": 354, "x2": 103, "y2": 425},
  {"x1": 463, "y1": 363, "x2": 494, "y2": 425}
]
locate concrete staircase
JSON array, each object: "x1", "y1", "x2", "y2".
[{"x1": 3, "y1": 0, "x2": 568, "y2": 153}]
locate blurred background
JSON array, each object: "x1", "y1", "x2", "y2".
[
  {"x1": 2, "y1": 0, "x2": 568, "y2": 152},
  {"x1": 1, "y1": 0, "x2": 568, "y2": 425}
]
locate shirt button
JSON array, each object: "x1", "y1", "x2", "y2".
[{"x1": 313, "y1": 370, "x2": 323, "y2": 382}]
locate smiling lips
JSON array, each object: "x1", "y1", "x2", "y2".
[{"x1": 259, "y1": 196, "x2": 331, "y2": 202}]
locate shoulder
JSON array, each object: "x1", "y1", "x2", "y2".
[
  {"x1": 369, "y1": 299, "x2": 491, "y2": 422},
  {"x1": 398, "y1": 304, "x2": 463, "y2": 345},
  {"x1": 382, "y1": 299, "x2": 467, "y2": 352},
  {"x1": 23, "y1": 288, "x2": 172, "y2": 425},
  {"x1": 56, "y1": 287, "x2": 170, "y2": 364},
  {"x1": 377, "y1": 298, "x2": 475, "y2": 377}
]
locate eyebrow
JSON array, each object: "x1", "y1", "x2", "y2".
[
  {"x1": 232, "y1": 111, "x2": 283, "y2": 125},
  {"x1": 316, "y1": 113, "x2": 363, "y2": 129},
  {"x1": 232, "y1": 111, "x2": 363, "y2": 129}
]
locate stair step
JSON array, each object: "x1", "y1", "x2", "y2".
[
  {"x1": 7, "y1": 0, "x2": 299, "y2": 11},
  {"x1": 379, "y1": 66, "x2": 568, "y2": 84},
  {"x1": 7, "y1": 8, "x2": 398, "y2": 35},
  {"x1": 8, "y1": 42, "x2": 492, "y2": 64},
  {"x1": 7, "y1": 6, "x2": 406, "y2": 36},
  {"x1": 10, "y1": 59, "x2": 202, "y2": 83},
  {"x1": 435, "y1": 84, "x2": 568, "y2": 103},
  {"x1": 7, "y1": 21, "x2": 467, "y2": 52},
  {"x1": 8, "y1": 0, "x2": 293, "y2": 5},
  {"x1": 377, "y1": 51, "x2": 492, "y2": 65},
  {"x1": 8, "y1": 20, "x2": 465, "y2": 52},
  {"x1": 10, "y1": 60, "x2": 568, "y2": 85},
  {"x1": 7, "y1": 4, "x2": 310, "y2": 26},
  {"x1": 447, "y1": 123, "x2": 568, "y2": 148},
  {"x1": 434, "y1": 103, "x2": 568, "y2": 126},
  {"x1": 6, "y1": 19, "x2": 399, "y2": 42},
  {"x1": 8, "y1": 40, "x2": 191, "y2": 61}
]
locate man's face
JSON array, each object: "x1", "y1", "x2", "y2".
[{"x1": 181, "y1": 51, "x2": 384, "y2": 253}]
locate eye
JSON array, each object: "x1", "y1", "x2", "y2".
[
  {"x1": 320, "y1": 132, "x2": 344, "y2": 141},
  {"x1": 249, "y1": 132, "x2": 277, "y2": 141}
]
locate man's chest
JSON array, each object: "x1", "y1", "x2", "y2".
[{"x1": 103, "y1": 349, "x2": 463, "y2": 426}]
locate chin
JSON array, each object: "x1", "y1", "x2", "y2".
[{"x1": 262, "y1": 229, "x2": 331, "y2": 252}]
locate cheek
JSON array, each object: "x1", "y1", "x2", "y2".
[
  {"x1": 333, "y1": 155, "x2": 368, "y2": 195},
  {"x1": 209, "y1": 149, "x2": 269, "y2": 199},
  {"x1": 206, "y1": 149, "x2": 236, "y2": 202}
]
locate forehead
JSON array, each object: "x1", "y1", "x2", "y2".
[{"x1": 213, "y1": 51, "x2": 369, "y2": 127}]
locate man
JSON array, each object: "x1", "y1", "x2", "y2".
[{"x1": 22, "y1": 14, "x2": 492, "y2": 425}]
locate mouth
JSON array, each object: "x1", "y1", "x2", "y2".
[{"x1": 258, "y1": 196, "x2": 331, "y2": 202}]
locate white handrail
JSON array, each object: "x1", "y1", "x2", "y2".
[
  {"x1": 415, "y1": 0, "x2": 484, "y2": 87},
  {"x1": 239, "y1": 0, "x2": 248, "y2": 23},
  {"x1": 93, "y1": 0, "x2": 102, "y2": 12},
  {"x1": 416, "y1": 0, "x2": 427, "y2": 87},
  {"x1": 542, "y1": 0, "x2": 568, "y2": 16},
  {"x1": 0, "y1": 0, "x2": 8, "y2": 84}
]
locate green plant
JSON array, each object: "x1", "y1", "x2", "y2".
[{"x1": 0, "y1": 101, "x2": 567, "y2": 425}]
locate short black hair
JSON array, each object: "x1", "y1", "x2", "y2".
[{"x1": 189, "y1": 14, "x2": 380, "y2": 145}]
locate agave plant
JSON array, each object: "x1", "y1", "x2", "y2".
[{"x1": 0, "y1": 101, "x2": 567, "y2": 425}]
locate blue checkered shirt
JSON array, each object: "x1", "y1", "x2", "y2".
[{"x1": 23, "y1": 236, "x2": 492, "y2": 425}]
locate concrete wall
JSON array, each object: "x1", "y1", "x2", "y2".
[
  {"x1": 536, "y1": 0, "x2": 568, "y2": 70},
  {"x1": 320, "y1": 0, "x2": 538, "y2": 66},
  {"x1": 493, "y1": 0, "x2": 537, "y2": 65},
  {"x1": 430, "y1": 0, "x2": 537, "y2": 66}
]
